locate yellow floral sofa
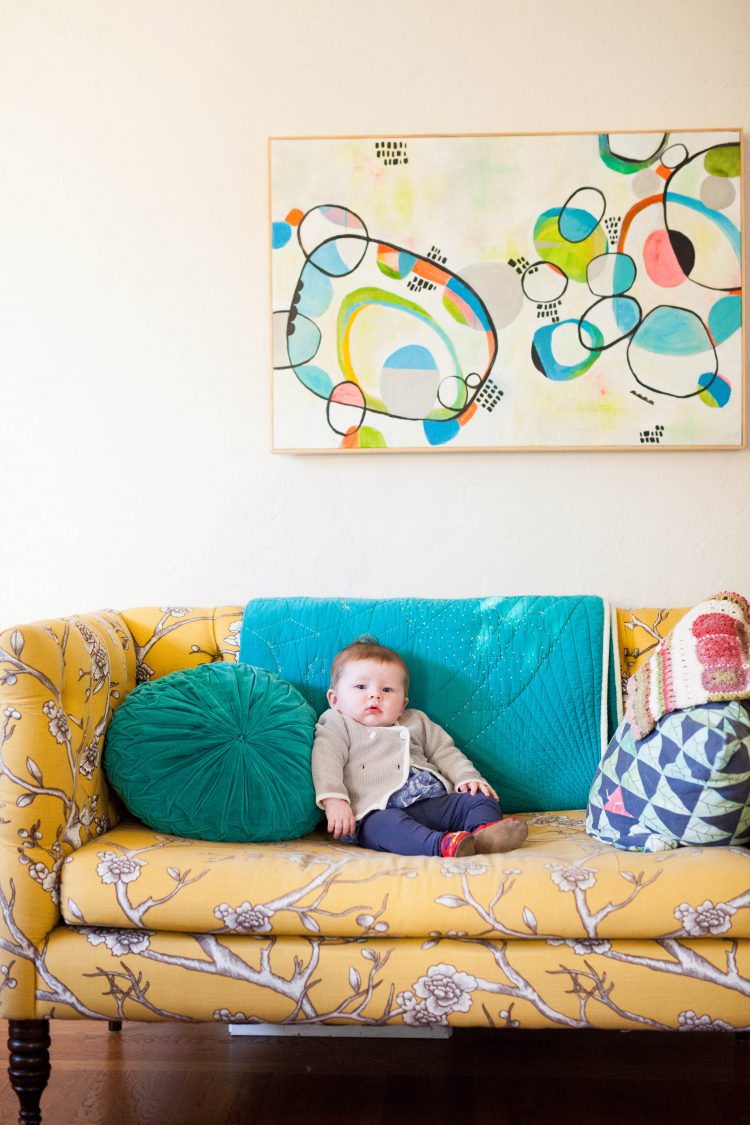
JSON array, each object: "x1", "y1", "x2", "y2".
[{"x1": 3, "y1": 603, "x2": 750, "y2": 1124}]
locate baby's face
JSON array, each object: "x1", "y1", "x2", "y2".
[{"x1": 327, "y1": 658, "x2": 408, "y2": 727}]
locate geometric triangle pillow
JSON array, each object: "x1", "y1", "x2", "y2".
[{"x1": 586, "y1": 700, "x2": 750, "y2": 851}]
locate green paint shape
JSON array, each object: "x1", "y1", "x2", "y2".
[
  {"x1": 704, "y1": 144, "x2": 740, "y2": 178},
  {"x1": 358, "y1": 426, "x2": 387, "y2": 448},
  {"x1": 377, "y1": 260, "x2": 402, "y2": 280}
]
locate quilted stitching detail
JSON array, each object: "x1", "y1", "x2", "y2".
[{"x1": 239, "y1": 596, "x2": 608, "y2": 813}]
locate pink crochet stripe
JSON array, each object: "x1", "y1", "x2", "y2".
[
  {"x1": 625, "y1": 592, "x2": 750, "y2": 739},
  {"x1": 661, "y1": 644, "x2": 676, "y2": 713}
]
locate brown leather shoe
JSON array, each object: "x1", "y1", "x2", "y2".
[{"x1": 473, "y1": 819, "x2": 528, "y2": 854}]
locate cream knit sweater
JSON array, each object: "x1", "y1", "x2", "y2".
[{"x1": 312, "y1": 708, "x2": 484, "y2": 821}]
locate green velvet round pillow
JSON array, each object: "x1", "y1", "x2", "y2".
[{"x1": 104, "y1": 662, "x2": 321, "y2": 842}]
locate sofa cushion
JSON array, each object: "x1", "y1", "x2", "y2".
[
  {"x1": 239, "y1": 596, "x2": 613, "y2": 812},
  {"x1": 60, "y1": 811, "x2": 750, "y2": 941},
  {"x1": 103, "y1": 662, "x2": 320, "y2": 842},
  {"x1": 586, "y1": 701, "x2": 750, "y2": 851}
]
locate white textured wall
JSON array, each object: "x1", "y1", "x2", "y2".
[{"x1": 1, "y1": 0, "x2": 748, "y2": 626}]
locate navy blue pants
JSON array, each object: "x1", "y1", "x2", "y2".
[{"x1": 355, "y1": 792, "x2": 503, "y2": 857}]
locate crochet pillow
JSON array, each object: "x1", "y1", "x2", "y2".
[
  {"x1": 625, "y1": 591, "x2": 750, "y2": 739},
  {"x1": 586, "y1": 700, "x2": 750, "y2": 851},
  {"x1": 104, "y1": 663, "x2": 320, "y2": 842}
]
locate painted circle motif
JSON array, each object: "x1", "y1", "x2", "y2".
[
  {"x1": 326, "y1": 381, "x2": 367, "y2": 434},
  {"x1": 700, "y1": 176, "x2": 736, "y2": 211},
  {"x1": 522, "y1": 260, "x2": 568, "y2": 303},
  {"x1": 607, "y1": 133, "x2": 667, "y2": 162},
  {"x1": 533, "y1": 209, "x2": 607, "y2": 283},
  {"x1": 627, "y1": 306, "x2": 717, "y2": 398},
  {"x1": 298, "y1": 205, "x2": 369, "y2": 277},
  {"x1": 437, "y1": 375, "x2": 468, "y2": 411},
  {"x1": 631, "y1": 169, "x2": 664, "y2": 199},
  {"x1": 578, "y1": 297, "x2": 642, "y2": 352},
  {"x1": 587, "y1": 253, "x2": 636, "y2": 297},
  {"x1": 643, "y1": 229, "x2": 692, "y2": 288},
  {"x1": 661, "y1": 144, "x2": 688, "y2": 169},
  {"x1": 559, "y1": 188, "x2": 606, "y2": 243},
  {"x1": 531, "y1": 319, "x2": 602, "y2": 381},
  {"x1": 599, "y1": 132, "x2": 669, "y2": 174}
]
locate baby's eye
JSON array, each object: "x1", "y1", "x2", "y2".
[
  {"x1": 383, "y1": 687, "x2": 394, "y2": 693},
  {"x1": 354, "y1": 683, "x2": 366, "y2": 690}
]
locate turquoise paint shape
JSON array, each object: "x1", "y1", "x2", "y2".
[
  {"x1": 559, "y1": 206, "x2": 599, "y2": 243},
  {"x1": 287, "y1": 315, "x2": 321, "y2": 366},
  {"x1": 613, "y1": 254, "x2": 636, "y2": 293},
  {"x1": 297, "y1": 264, "x2": 333, "y2": 318},
  {"x1": 272, "y1": 222, "x2": 292, "y2": 249},
  {"x1": 423, "y1": 418, "x2": 461, "y2": 445},
  {"x1": 699, "y1": 372, "x2": 731, "y2": 407},
  {"x1": 310, "y1": 240, "x2": 349, "y2": 276},
  {"x1": 708, "y1": 295, "x2": 742, "y2": 345},
  {"x1": 613, "y1": 297, "x2": 641, "y2": 335},
  {"x1": 384, "y1": 344, "x2": 437, "y2": 372},
  {"x1": 634, "y1": 307, "x2": 712, "y2": 356},
  {"x1": 294, "y1": 364, "x2": 333, "y2": 398},
  {"x1": 400, "y1": 251, "x2": 418, "y2": 275}
]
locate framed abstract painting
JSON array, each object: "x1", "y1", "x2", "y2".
[{"x1": 269, "y1": 130, "x2": 743, "y2": 452}]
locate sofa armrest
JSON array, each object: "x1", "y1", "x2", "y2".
[{"x1": 0, "y1": 612, "x2": 135, "y2": 1017}]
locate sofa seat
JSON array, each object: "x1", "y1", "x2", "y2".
[{"x1": 60, "y1": 811, "x2": 750, "y2": 941}]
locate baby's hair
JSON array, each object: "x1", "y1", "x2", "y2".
[{"x1": 330, "y1": 635, "x2": 409, "y2": 691}]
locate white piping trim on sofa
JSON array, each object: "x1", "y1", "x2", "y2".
[
  {"x1": 611, "y1": 601, "x2": 624, "y2": 726},
  {"x1": 600, "y1": 599, "x2": 611, "y2": 759}
]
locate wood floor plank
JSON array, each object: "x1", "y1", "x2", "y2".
[{"x1": 2, "y1": 1020, "x2": 750, "y2": 1124}]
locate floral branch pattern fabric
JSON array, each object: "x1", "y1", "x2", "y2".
[{"x1": 2, "y1": 605, "x2": 750, "y2": 1032}]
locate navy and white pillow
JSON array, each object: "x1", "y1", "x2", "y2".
[{"x1": 586, "y1": 701, "x2": 750, "y2": 851}]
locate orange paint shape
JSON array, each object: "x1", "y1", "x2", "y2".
[
  {"x1": 340, "y1": 426, "x2": 361, "y2": 449},
  {"x1": 412, "y1": 258, "x2": 451, "y2": 286},
  {"x1": 617, "y1": 194, "x2": 663, "y2": 253},
  {"x1": 285, "y1": 208, "x2": 304, "y2": 226},
  {"x1": 458, "y1": 403, "x2": 478, "y2": 426}
]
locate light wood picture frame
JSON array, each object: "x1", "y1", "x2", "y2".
[{"x1": 269, "y1": 130, "x2": 744, "y2": 453}]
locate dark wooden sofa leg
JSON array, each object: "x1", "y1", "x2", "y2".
[
  {"x1": 108, "y1": 1020, "x2": 122, "y2": 1033},
  {"x1": 7, "y1": 1019, "x2": 51, "y2": 1125}
]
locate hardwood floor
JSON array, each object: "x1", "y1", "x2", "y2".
[{"x1": 2, "y1": 1020, "x2": 749, "y2": 1125}]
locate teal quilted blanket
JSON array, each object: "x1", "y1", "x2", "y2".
[{"x1": 239, "y1": 596, "x2": 611, "y2": 813}]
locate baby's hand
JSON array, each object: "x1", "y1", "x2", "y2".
[
  {"x1": 322, "y1": 797, "x2": 356, "y2": 839},
  {"x1": 458, "y1": 779, "x2": 499, "y2": 801}
]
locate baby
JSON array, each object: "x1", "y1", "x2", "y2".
[{"x1": 311, "y1": 637, "x2": 528, "y2": 858}]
